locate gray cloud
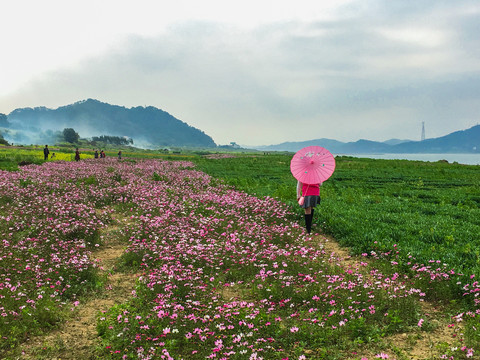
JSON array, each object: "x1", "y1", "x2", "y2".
[{"x1": 2, "y1": 1, "x2": 480, "y2": 145}]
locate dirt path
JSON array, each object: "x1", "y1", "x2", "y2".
[{"x1": 14, "y1": 216, "x2": 139, "y2": 360}]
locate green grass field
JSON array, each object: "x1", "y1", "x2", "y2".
[{"x1": 193, "y1": 154, "x2": 480, "y2": 301}]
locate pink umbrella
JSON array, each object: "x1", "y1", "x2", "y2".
[{"x1": 290, "y1": 146, "x2": 336, "y2": 184}]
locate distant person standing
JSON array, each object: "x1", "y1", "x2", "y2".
[
  {"x1": 94, "y1": 150, "x2": 99, "y2": 159},
  {"x1": 75, "y1": 148, "x2": 80, "y2": 161},
  {"x1": 43, "y1": 145, "x2": 50, "y2": 160},
  {"x1": 117, "y1": 150, "x2": 122, "y2": 160},
  {"x1": 100, "y1": 150, "x2": 105, "y2": 158}
]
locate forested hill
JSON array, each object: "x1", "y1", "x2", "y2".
[{"x1": 5, "y1": 99, "x2": 216, "y2": 148}]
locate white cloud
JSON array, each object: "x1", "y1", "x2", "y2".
[{"x1": 1, "y1": 0, "x2": 480, "y2": 145}]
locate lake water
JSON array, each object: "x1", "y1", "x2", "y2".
[{"x1": 339, "y1": 153, "x2": 480, "y2": 165}]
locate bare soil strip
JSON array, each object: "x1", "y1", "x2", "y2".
[{"x1": 14, "y1": 216, "x2": 139, "y2": 360}]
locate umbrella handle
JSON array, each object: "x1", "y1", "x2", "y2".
[{"x1": 301, "y1": 183, "x2": 310, "y2": 197}]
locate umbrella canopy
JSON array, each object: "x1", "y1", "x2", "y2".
[{"x1": 290, "y1": 146, "x2": 336, "y2": 184}]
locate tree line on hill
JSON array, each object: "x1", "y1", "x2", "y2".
[
  {"x1": 60, "y1": 128, "x2": 134, "y2": 146},
  {"x1": 0, "y1": 122, "x2": 135, "y2": 148},
  {"x1": 91, "y1": 135, "x2": 133, "y2": 145}
]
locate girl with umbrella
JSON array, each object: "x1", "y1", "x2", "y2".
[
  {"x1": 290, "y1": 146, "x2": 336, "y2": 235},
  {"x1": 296, "y1": 181, "x2": 321, "y2": 234}
]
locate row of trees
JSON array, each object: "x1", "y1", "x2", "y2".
[
  {"x1": 91, "y1": 135, "x2": 133, "y2": 145},
  {"x1": 0, "y1": 122, "x2": 134, "y2": 147},
  {"x1": 62, "y1": 128, "x2": 133, "y2": 146}
]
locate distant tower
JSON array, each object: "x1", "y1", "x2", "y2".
[{"x1": 421, "y1": 122, "x2": 425, "y2": 141}]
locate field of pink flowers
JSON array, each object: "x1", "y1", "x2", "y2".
[
  {"x1": 1, "y1": 158, "x2": 479, "y2": 359},
  {"x1": 0, "y1": 160, "x2": 116, "y2": 348}
]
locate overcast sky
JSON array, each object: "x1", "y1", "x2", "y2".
[{"x1": 1, "y1": 0, "x2": 479, "y2": 146}]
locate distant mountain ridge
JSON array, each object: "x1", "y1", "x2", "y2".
[
  {"x1": 254, "y1": 125, "x2": 480, "y2": 154},
  {"x1": 1, "y1": 99, "x2": 479, "y2": 153},
  {"x1": 3, "y1": 99, "x2": 216, "y2": 148},
  {"x1": 383, "y1": 138, "x2": 412, "y2": 145}
]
